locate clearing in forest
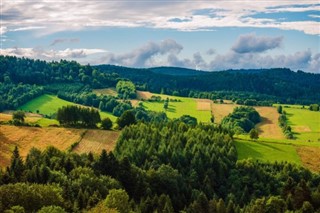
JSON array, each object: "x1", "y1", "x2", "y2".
[
  {"x1": 254, "y1": 107, "x2": 284, "y2": 140},
  {"x1": 283, "y1": 107, "x2": 320, "y2": 142},
  {"x1": 93, "y1": 88, "x2": 118, "y2": 97},
  {"x1": 235, "y1": 140, "x2": 301, "y2": 165},
  {"x1": 211, "y1": 103, "x2": 237, "y2": 123},
  {"x1": 73, "y1": 129, "x2": 119, "y2": 154}
]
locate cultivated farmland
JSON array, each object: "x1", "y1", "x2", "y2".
[{"x1": 0, "y1": 125, "x2": 119, "y2": 168}]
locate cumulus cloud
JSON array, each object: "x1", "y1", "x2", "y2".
[
  {"x1": 100, "y1": 39, "x2": 183, "y2": 67},
  {"x1": 206, "y1": 48, "x2": 216, "y2": 55},
  {"x1": 1, "y1": 47, "x2": 107, "y2": 60},
  {"x1": 206, "y1": 49, "x2": 319, "y2": 72},
  {"x1": 232, "y1": 33, "x2": 283, "y2": 53}
]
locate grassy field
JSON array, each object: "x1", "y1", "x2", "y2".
[
  {"x1": 0, "y1": 125, "x2": 119, "y2": 168},
  {"x1": 235, "y1": 139, "x2": 301, "y2": 165},
  {"x1": 282, "y1": 107, "x2": 320, "y2": 142},
  {"x1": 19, "y1": 94, "x2": 117, "y2": 123},
  {"x1": 140, "y1": 93, "x2": 212, "y2": 123}
]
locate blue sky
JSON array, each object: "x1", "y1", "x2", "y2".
[{"x1": 1, "y1": 1, "x2": 319, "y2": 72}]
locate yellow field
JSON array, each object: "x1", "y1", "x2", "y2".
[
  {"x1": 211, "y1": 103, "x2": 237, "y2": 123},
  {"x1": 196, "y1": 99, "x2": 211, "y2": 111},
  {"x1": 296, "y1": 146, "x2": 320, "y2": 172},
  {"x1": 73, "y1": 129, "x2": 119, "y2": 154},
  {"x1": 0, "y1": 112, "x2": 42, "y2": 123},
  {"x1": 0, "y1": 125, "x2": 119, "y2": 168},
  {"x1": 254, "y1": 107, "x2": 284, "y2": 140}
]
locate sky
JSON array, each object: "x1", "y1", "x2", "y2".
[{"x1": 0, "y1": 0, "x2": 319, "y2": 73}]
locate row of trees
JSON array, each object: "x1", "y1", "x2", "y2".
[
  {"x1": 221, "y1": 106, "x2": 261, "y2": 134},
  {"x1": 278, "y1": 109, "x2": 294, "y2": 139},
  {"x1": 56, "y1": 105, "x2": 101, "y2": 127},
  {"x1": 57, "y1": 90, "x2": 133, "y2": 117}
]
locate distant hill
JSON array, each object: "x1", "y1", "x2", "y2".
[
  {"x1": 148, "y1": 67, "x2": 207, "y2": 76},
  {"x1": 96, "y1": 65, "x2": 320, "y2": 105}
]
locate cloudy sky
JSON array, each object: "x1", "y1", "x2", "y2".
[{"x1": 1, "y1": 0, "x2": 319, "y2": 72}]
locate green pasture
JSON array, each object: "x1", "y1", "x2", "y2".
[
  {"x1": 142, "y1": 97, "x2": 211, "y2": 123},
  {"x1": 19, "y1": 94, "x2": 117, "y2": 123},
  {"x1": 285, "y1": 107, "x2": 319, "y2": 142},
  {"x1": 235, "y1": 139, "x2": 301, "y2": 164}
]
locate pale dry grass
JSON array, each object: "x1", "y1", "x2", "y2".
[
  {"x1": 211, "y1": 103, "x2": 238, "y2": 123},
  {"x1": 196, "y1": 99, "x2": 212, "y2": 111},
  {"x1": 136, "y1": 91, "x2": 154, "y2": 100},
  {"x1": 254, "y1": 107, "x2": 284, "y2": 139},
  {"x1": 0, "y1": 125, "x2": 85, "y2": 167},
  {"x1": 296, "y1": 146, "x2": 320, "y2": 172},
  {"x1": 130, "y1": 100, "x2": 140, "y2": 107},
  {"x1": 0, "y1": 112, "x2": 42, "y2": 123},
  {"x1": 294, "y1": 126, "x2": 312, "y2": 132},
  {"x1": 73, "y1": 129, "x2": 119, "y2": 154}
]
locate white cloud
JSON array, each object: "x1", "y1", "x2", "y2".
[
  {"x1": 232, "y1": 33, "x2": 283, "y2": 53},
  {"x1": 2, "y1": 0, "x2": 319, "y2": 36},
  {"x1": 99, "y1": 39, "x2": 183, "y2": 67},
  {"x1": 0, "y1": 47, "x2": 107, "y2": 60},
  {"x1": 94, "y1": 39, "x2": 319, "y2": 73}
]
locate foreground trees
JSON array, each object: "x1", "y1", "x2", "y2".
[{"x1": 1, "y1": 121, "x2": 320, "y2": 212}]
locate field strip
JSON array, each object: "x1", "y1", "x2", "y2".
[{"x1": 296, "y1": 146, "x2": 320, "y2": 172}]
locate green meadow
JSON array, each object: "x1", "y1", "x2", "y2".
[
  {"x1": 19, "y1": 94, "x2": 117, "y2": 123},
  {"x1": 235, "y1": 140, "x2": 301, "y2": 164},
  {"x1": 142, "y1": 97, "x2": 212, "y2": 123},
  {"x1": 284, "y1": 107, "x2": 319, "y2": 142}
]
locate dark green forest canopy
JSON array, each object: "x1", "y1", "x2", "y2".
[{"x1": 96, "y1": 65, "x2": 320, "y2": 105}]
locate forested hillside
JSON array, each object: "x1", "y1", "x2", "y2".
[
  {"x1": 1, "y1": 56, "x2": 319, "y2": 111},
  {"x1": 97, "y1": 65, "x2": 320, "y2": 105}
]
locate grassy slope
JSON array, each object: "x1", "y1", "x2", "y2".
[
  {"x1": 235, "y1": 140, "x2": 301, "y2": 165},
  {"x1": 285, "y1": 108, "x2": 320, "y2": 142},
  {"x1": 138, "y1": 91, "x2": 212, "y2": 123},
  {"x1": 19, "y1": 94, "x2": 117, "y2": 123}
]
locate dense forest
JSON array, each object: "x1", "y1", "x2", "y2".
[
  {"x1": 0, "y1": 56, "x2": 320, "y2": 112},
  {"x1": 97, "y1": 65, "x2": 320, "y2": 105},
  {"x1": 1, "y1": 121, "x2": 320, "y2": 212}
]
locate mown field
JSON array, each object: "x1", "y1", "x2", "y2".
[
  {"x1": 19, "y1": 94, "x2": 117, "y2": 123},
  {"x1": 138, "y1": 91, "x2": 212, "y2": 123},
  {"x1": 0, "y1": 125, "x2": 119, "y2": 168},
  {"x1": 285, "y1": 107, "x2": 320, "y2": 142},
  {"x1": 235, "y1": 140, "x2": 301, "y2": 164}
]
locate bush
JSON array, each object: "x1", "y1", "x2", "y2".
[{"x1": 101, "y1": 118, "x2": 113, "y2": 130}]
